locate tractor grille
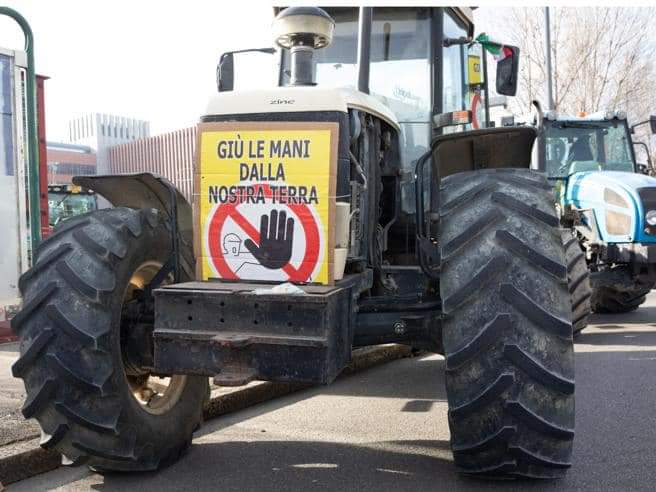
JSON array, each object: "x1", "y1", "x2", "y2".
[
  {"x1": 638, "y1": 187, "x2": 656, "y2": 213},
  {"x1": 638, "y1": 187, "x2": 656, "y2": 235}
]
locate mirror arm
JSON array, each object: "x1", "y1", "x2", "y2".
[
  {"x1": 482, "y1": 48, "x2": 490, "y2": 127},
  {"x1": 630, "y1": 115, "x2": 656, "y2": 135},
  {"x1": 226, "y1": 47, "x2": 276, "y2": 57},
  {"x1": 633, "y1": 141, "x2": 653, "y2": 172},
  {"x1": 630, "y1": 120, "x2": 647, "y2": 134},
  {"x1": 442, "y1": 36, "x2": 472, "y2": 47}
]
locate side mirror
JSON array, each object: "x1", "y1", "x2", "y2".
[
  {"x1": 217, "y1": 52, "x2": 234, "y2": 92},
  {"x1": 216, "y1": 48, "x2": 277, "y2": 93},
  {"x1": 496, "y1": 45, "x2": 519, "y2": 96},
  {"x1": 650, "y1": 115, "x2": 656, "y2": 134}
]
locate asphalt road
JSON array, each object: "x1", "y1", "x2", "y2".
[{"x1": 11, "y1": 292, "x2": 656, "y2": 491}]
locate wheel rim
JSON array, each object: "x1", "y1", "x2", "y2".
[{"x1": 121, "y1": 261, "x2": 187, "y2": 415}]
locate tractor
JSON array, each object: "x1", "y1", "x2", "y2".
[
  {"x1": 532, "y1": 103, "x2": 656, "y2": 330},
  {"x1": 47, "y1": 184, "x2": 98, "y2": 227},
  {"x1": 13, "y1": 7, "x2": 575, "y2": 479}
]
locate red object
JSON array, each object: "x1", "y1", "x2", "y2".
[
  {"x1": 0, "y1": 321, "x2": 16, "y2": 344},
  {"x1": 36, "y1": 75, "x2": 50, "y2": 239},
  {"x1": 470, "y1": 92, "x2": 481, "y2": 130}
]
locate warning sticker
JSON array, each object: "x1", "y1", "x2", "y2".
[{"x1": 196, "y1": 122, "x2": 338, "y2": 285}]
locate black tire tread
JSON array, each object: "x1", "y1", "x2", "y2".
[
  {"x1": 40, "y1": 423, "x2": 69, "y2": 449},
  {"x1": 562, "y1": 229, "x2": 592, "y2": 334},
  {"x1": 591, "y1": 270, "x2": 654, "y2": 314},
  {"x1": 12, "y1": 207, "x2": 206, "y2": 472},
  {"x1": 11, "y1": 328, "x2": 54, "y2": 378},
  {"x1": 440, "y1": 169, "x2": 575, "y2": 478},
  {"x1": 445, "y1": 314, "x2": 509, "y2": 371}
]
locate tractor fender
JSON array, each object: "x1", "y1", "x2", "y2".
[
  {"x1": 432, "y1": 126, "x2": 537, "y2": 179},
  {"x1": 73, "y1": 173, "x2": 193, "y2": 238}
]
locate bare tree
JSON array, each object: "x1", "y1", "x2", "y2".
[
  {"x1": 499, "y1": 7, "x2": 656, "y2": 160},
  {"x1": 502, "y1": 8, "x2": 654, "y2": 115}
]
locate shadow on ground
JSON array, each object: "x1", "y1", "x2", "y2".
[
  {"x1": 590, "y1": 304, "x2": 656, "y2": 326},
  {"x1": 195, "y1": 354, "x2": 448, "y2": 442},
  {"x1": 86, "y1": 439, "x2": 565, "y2": 492}
]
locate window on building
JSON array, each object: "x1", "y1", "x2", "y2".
[{"x1": 48, "y1": 162, "x2": 97, "y2": 177}]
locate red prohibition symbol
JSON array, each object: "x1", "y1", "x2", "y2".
[{"x1": 207, "y1": 184, "x2": 321, "y2": 282}]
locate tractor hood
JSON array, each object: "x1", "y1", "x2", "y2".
[
  {"x1": 204, "y1": 86, "x2": 400, "y2": 131},
  {"x1": 566, "y1": 171, "x2": 656, "y2": 243}
]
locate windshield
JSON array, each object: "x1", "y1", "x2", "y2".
[
  {"x1": 48, "y1": 193, "x2": 97, "y2": 226},
  {"x1": 544, "y1": 120, "x2": 635, "y2": 178},
  {"x1": 282, "y1": 8, "x2": 432, "y2": 124}
]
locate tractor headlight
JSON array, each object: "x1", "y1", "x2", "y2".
[{"x1": 646, "y1": 210, "x2": 656, "y2": 226}]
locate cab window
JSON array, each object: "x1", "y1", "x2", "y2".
[
  {"x1": 544, "y1": 121, "x2": 635, "y2": 177},
  {"x1": 369, "y1": 8, "x2": 432, "y2": 124}
]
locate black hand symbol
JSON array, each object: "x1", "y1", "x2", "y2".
[{"x1": 244, "y1": 210, "x2": 295, "y2": 269}]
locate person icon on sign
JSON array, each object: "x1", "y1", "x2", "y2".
[{"x1": 222, "y1": 233, "x2": 243, "y2": 256}]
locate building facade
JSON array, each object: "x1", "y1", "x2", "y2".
[
  {"x1": 68, "y1": 113, "x2": 150, "y2": 174},
  {"x1": 46, "y1": 142, "x2": 96, "y2": 184}
]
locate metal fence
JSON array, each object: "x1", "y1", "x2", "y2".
[{"x1": 108, "y1": 126, "x2": 196, "y2": 201}]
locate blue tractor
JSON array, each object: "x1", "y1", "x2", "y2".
[{"x1": 533, "y1": 106, "x2": 656, "y2": 331}]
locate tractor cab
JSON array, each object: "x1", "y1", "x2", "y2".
[
  {"x1": 537, "y1": 111, "x2": 637, "y2": 179},
  {"x1": 47, "y1": 184, "x2": 97, "y2": 227},
  {"x1": 215, "y1": 7, "x2": 524, "y2": 257},
  {"x1": 220, "y1": 7, "x2": 520, "y2": 176},
  {"x1": 279, "y1": 7, "x2": 481, "y2": 165}
]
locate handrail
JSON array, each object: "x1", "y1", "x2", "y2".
[{"x1": 0, "y1": 7, "x2": 41, "y2": 249}]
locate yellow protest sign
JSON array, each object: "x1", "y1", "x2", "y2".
[{"x1": 195, "y1": 122, "x2": 338, "y2": 285}]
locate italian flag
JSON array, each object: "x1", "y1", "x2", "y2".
[{"x1": 476, "y1": 33, "x2": 513, "y2": 60}]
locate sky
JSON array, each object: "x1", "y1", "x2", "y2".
[
  {"x1": 0, "y1": 0, "x2": 275, "y2": 141},
  {"x1": 0, "y1": 2, "x2": 504, "y2": 142}
]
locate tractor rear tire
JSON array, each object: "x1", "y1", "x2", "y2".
[
  {"x1": 12, "y1": 207, "x2": 208, "y2": 471},
  {"x1": 439, "y1": 169, "x2": 575, "y2": 479},
  {"x1": 562, "y1": 230, "x2": 591, "y2": 335}
]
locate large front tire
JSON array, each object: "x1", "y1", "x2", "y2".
[
  {"x1": 440, "y1": 169, "x2": 575, "y2": 478},
  {"x1": 12, "y1": 207, "x2": 208, "y2": 471}
]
